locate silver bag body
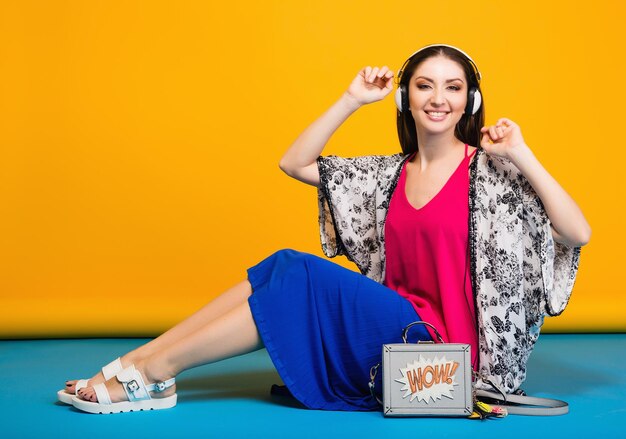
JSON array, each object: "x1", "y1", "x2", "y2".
[{"x1": 382, "y1": 343, "x2": 472, "y2": 417}]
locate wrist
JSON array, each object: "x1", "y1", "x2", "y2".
[
  {"x1": 341, "y1": 91, "x2": 363, "y2": 112},
  {"x1": 508, "y1": 143, "x2": 535, "y2": 170}
]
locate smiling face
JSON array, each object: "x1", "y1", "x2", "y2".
[{"x1": 407, "y1": 55, "x2": 468, "y2": 137}]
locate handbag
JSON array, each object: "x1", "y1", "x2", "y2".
[{"x1": 368, "y1": 321, "x2": 569, "y2": 418}]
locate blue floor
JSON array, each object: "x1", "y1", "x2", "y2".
[{"x1": 1, "y1": 334, "x2": 625, "y2": 439}]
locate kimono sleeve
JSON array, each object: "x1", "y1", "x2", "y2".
[
  {"x1": 521, "y1": 177, "x2": 581, "y2": 316},
  {"x1": 315, "y1": 154, "x2": 380, "y2": 260}
]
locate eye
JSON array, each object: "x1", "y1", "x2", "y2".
[{"x1": 415, "y1": 84, "x2": 461, "y2": 91}]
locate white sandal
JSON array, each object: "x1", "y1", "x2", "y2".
[
  {"x1": 71, "y1": 364, "x2": 177, "y2": 414},
  {"x1": 57, "y1": 357, "x2": 123, "y2": 404}
]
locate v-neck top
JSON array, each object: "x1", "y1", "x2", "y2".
[{"x1": 383, "y1": 143, "x2": 479, "y2": 369}]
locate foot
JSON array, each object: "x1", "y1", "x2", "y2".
[
  {"x1": 64, "y1": 353, "x2": 138, "y2": 395},
  {"x1": 76, "y1": 359, "x2": 176, "y2": 404}
]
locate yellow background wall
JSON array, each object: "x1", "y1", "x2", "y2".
[{"x1": 1, "y1": 1, "x2": 623, "y2": 338}]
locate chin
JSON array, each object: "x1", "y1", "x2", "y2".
[{"x1": 417, "y1": 120, "x2": 458, "y2": 133}]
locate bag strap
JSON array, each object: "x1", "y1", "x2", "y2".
[
  {"x1": 475, "y1": 389, "x2": 568, "y2": 415},
  {"x1": 401, "y1": 321, "x2": 445, "y2": 343}
]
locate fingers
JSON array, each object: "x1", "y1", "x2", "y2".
[
  {"x1": 370, "y1": 66, "x2": 380, "y2": 82},
  {"x1": 380, "y1": 67, "x2": 394, "y2": 89},
  {"x1": 481, "y1": 119, "x2": 510, "y2": 143},
  {"x1": 363, "y1": 65, "x2": 394, "y2": 84},
  {"x1": 353, "y1": 66, "x2": 396, "y2": 103},
  {"x1": 489, "y1": 125, "x2": 499, "y2": 141},
  {"x1": 483, "y1": 118, "x2": 513, "y2": 130},
  {"x1": 480, "y1": 125, "x2": 503, "y2": 144},
  {"x1": 496, "y1": 117, "x2": 514, "y2": 127}
]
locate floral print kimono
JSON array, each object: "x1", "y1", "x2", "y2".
[{"x1": 315, "y1": 148, "x2": 581, "y2": 393}]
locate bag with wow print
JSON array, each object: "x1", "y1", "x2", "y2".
[{"x1": 368, "y1": 321, "x2": 569, "y2": 418}]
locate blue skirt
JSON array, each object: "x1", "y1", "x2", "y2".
[{"x1": 246, "y1": 248, "x2": 431, "y2": 411}]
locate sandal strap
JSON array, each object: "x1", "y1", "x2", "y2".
[
  {"x1": 75, "y1": 379, "x2": 89, "y2": 393},
  {"x1": 116, "y1": 365, "x2": 175, "y2": 402},
  {"x1": 93, "y1": 383, "x2": 112, "y2": 404},
  {"x1": 101, "y1": 357, "x2": 123, "y2": 380},
  {"x1": 146, "y1": 378, "x2": 176, "y2": 393}
]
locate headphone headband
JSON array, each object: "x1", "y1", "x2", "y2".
[{"x1": 396, "y1": 44, "x2": 482, "y2": 85}]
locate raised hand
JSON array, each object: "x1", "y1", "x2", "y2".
[
  {"x1": 345, "y1": 66, "x2": 395, "y2": 107},
  {"x1": 480, "y1": 118, "x2": 528, "y2": 160}
]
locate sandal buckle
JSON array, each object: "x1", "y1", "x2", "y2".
[
  {"x1": 126, "y1": 380, "x2": 140, "y2": 395},
  {"x1": 154, "y1": 381, "x2": 166, "y2": 392}
]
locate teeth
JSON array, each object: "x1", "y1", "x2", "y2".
[{"x1": 427, "y1": 111, "x2": 447, "y2": 116}]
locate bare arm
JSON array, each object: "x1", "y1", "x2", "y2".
[
  {"x1": 279, "y1": 66, "x2": 395, "y2": 187},
  {"x1": 278, "y1": 92, "x2": 362, "y2": 187},
  {"x1": 481, "y1": 118, "x2": 591, "y2": 247}
]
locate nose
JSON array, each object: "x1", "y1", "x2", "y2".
[{"x1": 431, "y1": 86, "x2": 445, "y2": 106}]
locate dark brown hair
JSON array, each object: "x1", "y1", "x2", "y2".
[{"x1": 396, "y1": 46, "x2": 485, "y2": 155}]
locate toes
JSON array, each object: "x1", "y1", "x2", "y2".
[{"x1": 77, "y1": 387, "x2": 96, "y2": 402}]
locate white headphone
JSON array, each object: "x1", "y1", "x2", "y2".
[{"x1": 394, "y1": 44, "x2": 483, "y2": 116}]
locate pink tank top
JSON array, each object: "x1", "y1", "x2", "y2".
[{"x1": 384, "y1": 144, "x2": 479, "y2": 369}]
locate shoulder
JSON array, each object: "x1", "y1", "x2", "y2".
[
  {"x1": 476, "y1": 148, "x2": 522, "y2": 179},
  {"x1": 317, "y1": 152, "x2": 410, "y2": 190},
  {"x1": 317, "y1": 152, "x2": 409, "y2": 174},
  {"x1": 475, "y1": 149, "x2": 535, "y2": 203},
  {"x1": 318, "y1": 152, "x2": 406, "y2": 164}
]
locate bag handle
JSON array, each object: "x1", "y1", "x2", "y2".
[{"x1": 401, "y1": 320, "x2": 445, "y2": 344}]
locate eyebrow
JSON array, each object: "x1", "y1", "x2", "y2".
[{"x1": 414, "y1": 76, "x2": 464, "y2": 83}]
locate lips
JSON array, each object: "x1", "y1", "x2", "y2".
[{"x1": 424, "y1": 110, "x2": 450, "y2": 121}]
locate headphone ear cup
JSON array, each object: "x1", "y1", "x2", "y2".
[
  {"x1": 466, "y1": 88, "x2": 482, "y2": 115},
  {"x1": 471, "y1": 89, "x2": 482, "y2": 115},
  {"x1": 394, "y1": 84, "x2": 405, "y2": 113}
]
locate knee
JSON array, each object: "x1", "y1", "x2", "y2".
[
  {"x1": 273, "y1": 248, "x2": 319, "y2": 265},
  {"x1": 272, "y1": 248, "x2": 304, "y2": 262},
  {"x1": 273, "y1": 248, "x2": 299, "y2": 255}
]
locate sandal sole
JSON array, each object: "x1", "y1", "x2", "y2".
[
  {"x1": 71, "y1": 394, "x2": 177, "y2": 414},
  {"x1": 57, "y1": 389, "x2": 75, "y2": 405}
]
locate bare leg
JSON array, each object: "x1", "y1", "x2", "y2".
[
  {"x1": 78, "y1": 299, "x2": 263, "y2": 403},
  {"x1": 66, "y1": 279, "x2": 254, "y2": 393},
  {"x1": 156, "y1": 298, "x2": 264, "y2": 376},
  {"x1": 127, "y1": 279, "x2": 255, "y2": 361}
]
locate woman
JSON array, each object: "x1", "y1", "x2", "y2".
[{"x1": 61, "y1": 44, "x2": 590, "y2": 414}]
